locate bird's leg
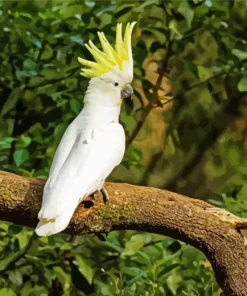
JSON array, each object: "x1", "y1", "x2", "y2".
[
  {"x1": 88, "y1": 187, "x2": 109, "y2": 204},
  {"x1": 100, "y1": 186, "x2": 109, "y2": 204}
]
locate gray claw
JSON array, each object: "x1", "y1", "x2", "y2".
[{"x1": 101, "y1": 186, "x2": 109, "y2": 204}]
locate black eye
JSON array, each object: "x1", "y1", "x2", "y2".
[{"x1": 114, "y1": 82, "x2": 119, "y2": 86}]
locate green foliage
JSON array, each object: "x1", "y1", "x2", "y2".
[
  {"x1": 1, "y1": 0, "x2": 247, "y2": 295},
  {"x1": 0, "y1": 226, "x2": 220, "y2": 296},
  {"x1": 209, "y1": 184, "x2": 247, "y2": 219}
]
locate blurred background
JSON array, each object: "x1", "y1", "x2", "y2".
[{"x1": 0, "y1": 0, "x2": 247, "y2": 295}]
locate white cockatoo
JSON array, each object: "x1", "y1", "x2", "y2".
[{"x1": 35, "y1": 22, "x2": 136, "y2": 236}]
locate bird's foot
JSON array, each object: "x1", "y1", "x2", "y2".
[
  {"x1": 88, "y1": 187, "x2": 109, "y2": 204},
  {"x1": 101, "y1": 186, "x2": 109, "y2": 204}
]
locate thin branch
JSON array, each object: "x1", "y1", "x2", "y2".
[
  {"x1": 174, "y1": 71, "x2": 227, "y2": 100},
  {"x1": 126, "y1": 40, "x2": 173, "y2": 150},
  {"x1": 127, "y1": 55, "x2": 227, "y2": 150},
  {"x1": 136, "y1": 71, "x2": 227, "y2": 114},
  {"x1": 151, "y1": 71, "x2": 228, "y2": 108},
  {"x1": 0, "y1": 170, "x2": 247, "y2": 295}
]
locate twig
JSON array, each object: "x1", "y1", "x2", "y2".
[
  {"x1": 151, "y1": 71, "x2": 227, "y2": 109},
  {"x1": 126, "y1": 40, "x2": 173, "y2": 150}
]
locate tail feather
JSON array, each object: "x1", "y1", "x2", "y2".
[
  {"x1": 35, "y1": 199, "x2": 78, "y2": 236},
  {"x1": 35, "y1": 218, "x2": 68, "y2": 236},
  {"x1": 36, "y1": 182, "x2": 96, "y2": 236}
]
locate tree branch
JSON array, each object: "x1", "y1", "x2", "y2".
[
  {"x1": 0, "y1": 170, "x2": 247, "y2": 295},
  {"x1": 126, "y1": 52, "x2": 226, "y2": 150},
  {"x1": 151, "y1": 71, "x2": 228, "y2": 109}
]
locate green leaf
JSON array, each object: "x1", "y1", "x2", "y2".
[
  {"x1": 70, "y1": 99, "x2": 81, "y2": 114},
  {"x1": 169, "y1": 20, "x2": 182, "y2": 39},
  {"x1": 32, "y1": 286, "x2": 48, "y2": 296},
  {"x1": 19, "y1": 282, "x2": 34, "y2": 296},
  {"x1": 85, "y1": 0, "x2": 95, "y2": 8},
  {"x1": 23, "y1": 59, "x2": 37, "y2": 71},
  {"x1": 53, "y1": 266, "x2": 71, "y2": 292},
  {"x1": 238, "y1": 76, "x2": 247, "y2": 92},
  {"x1": 115, "y1": 4, "x2": 135, "y2": 19},
  {"x1": 13, "y1": 149, "x2": 29, "y2": 167},
  {"x1": 142, "y1": 28, "x2": 166, "y2": 44},
  {"x1": 0, "y1": 288, "x2": 16, "y2": 296},
  {"x1": 41, "y1": 44, "x2": 53, "y2": 60},
  {"x1": 9, "y1": 269, "x2": 23, "y2": 286},
  {"x1": 177, "y1": 0, "x2": 194, "y2": 28},
  {"x1": 73, "y1": 255, "x2": 95, "y2": 285},
  {"x1": 0, "y1": 252, "x2": 21, "y2": 272},
  {"x1": 1, "y1": 88, "x2": 21, "y2": 116},
  {"x1": 197, "y1": 66, "x2": 213, "y2": 81},
  {"x1": 133, "y1": 0, "x2": 159, "y2": 12},
  {"x1": 149, "y1": 4, "x2": 166, "y2": 21},
  {"x1": 158, "y1": 263, "x2": 181, "y2": 277},
  {"x1": 20, "y1": 135, "x2": 32, "y2": 147},
  {"x1": 70, "y1": 35, "x2": 84, "y2": 46},
  {"x1": 232, "y1": 49, "x2": 247, "y2": 61},
  {"x1": 15, "y1": 59, "x2": 38, "y2": 80},
  {"x1": 121, "y1": 234, "x2": 145, "y2": 257},
  {"x1": 32, "y1": 38, "x2": 42, "y2": 49},
  {"x1": 184, "y1": 61, "x2": 199, "y2": 78},
  {"x1": 16, "y1": 231, "x2": 28, "y2": 249},
  {"x1": 122, "y1": 266, "x2": 143, "y2": 277},
  {"x1": 205, "y1": 0, "x2": 213, "y2": 7}
]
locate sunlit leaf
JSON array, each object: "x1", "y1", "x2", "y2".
[
  {"x1": 177, "y1": 0, "x2": 194, "y2": 28},
  {"x1": 232, "y1": 49, "x2": 247, "y2": 61},
  {"x1": 0, "y1": 288, "x2": 16, "y2": 296},
  {"x1": 20, "y1": 135, "x2": 32, "y2": 147},
  {"x1": 237, "y1": 76, "x2": 247, "y2": 92}
]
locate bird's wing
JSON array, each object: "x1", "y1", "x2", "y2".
[
  {"x1": 48, "y1": 120, "x2": 78, "y2": 182},
  {"x1": 36, "y1": 121, "x2": 125, "y2": 235}
]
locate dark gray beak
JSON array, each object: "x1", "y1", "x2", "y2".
[{"x1": 121, "y1": 84, "x2": 133, "y2": 99}]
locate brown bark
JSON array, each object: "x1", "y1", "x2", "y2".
[{"x1": 0, "y1": 170, "x2": 247, "y2": 295}]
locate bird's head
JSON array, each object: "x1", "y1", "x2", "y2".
[{"x1": 78, "y1": 22, "x2": 136, "y2": 106}]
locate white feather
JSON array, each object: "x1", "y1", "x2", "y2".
[
  {"x1": 36, "y1": 38, "x2": 133, "y2": 236},
  {"x1": 35, "y1": 97, "x2": 125, "y2": 236}
]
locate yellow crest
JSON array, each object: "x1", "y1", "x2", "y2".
[{"x1": 78, "y1": 22, "x2": 136, "y2": 78}]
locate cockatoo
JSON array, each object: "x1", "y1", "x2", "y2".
[{"x1": 35, "y1": 22, "x2": 136, "y2": 236}]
